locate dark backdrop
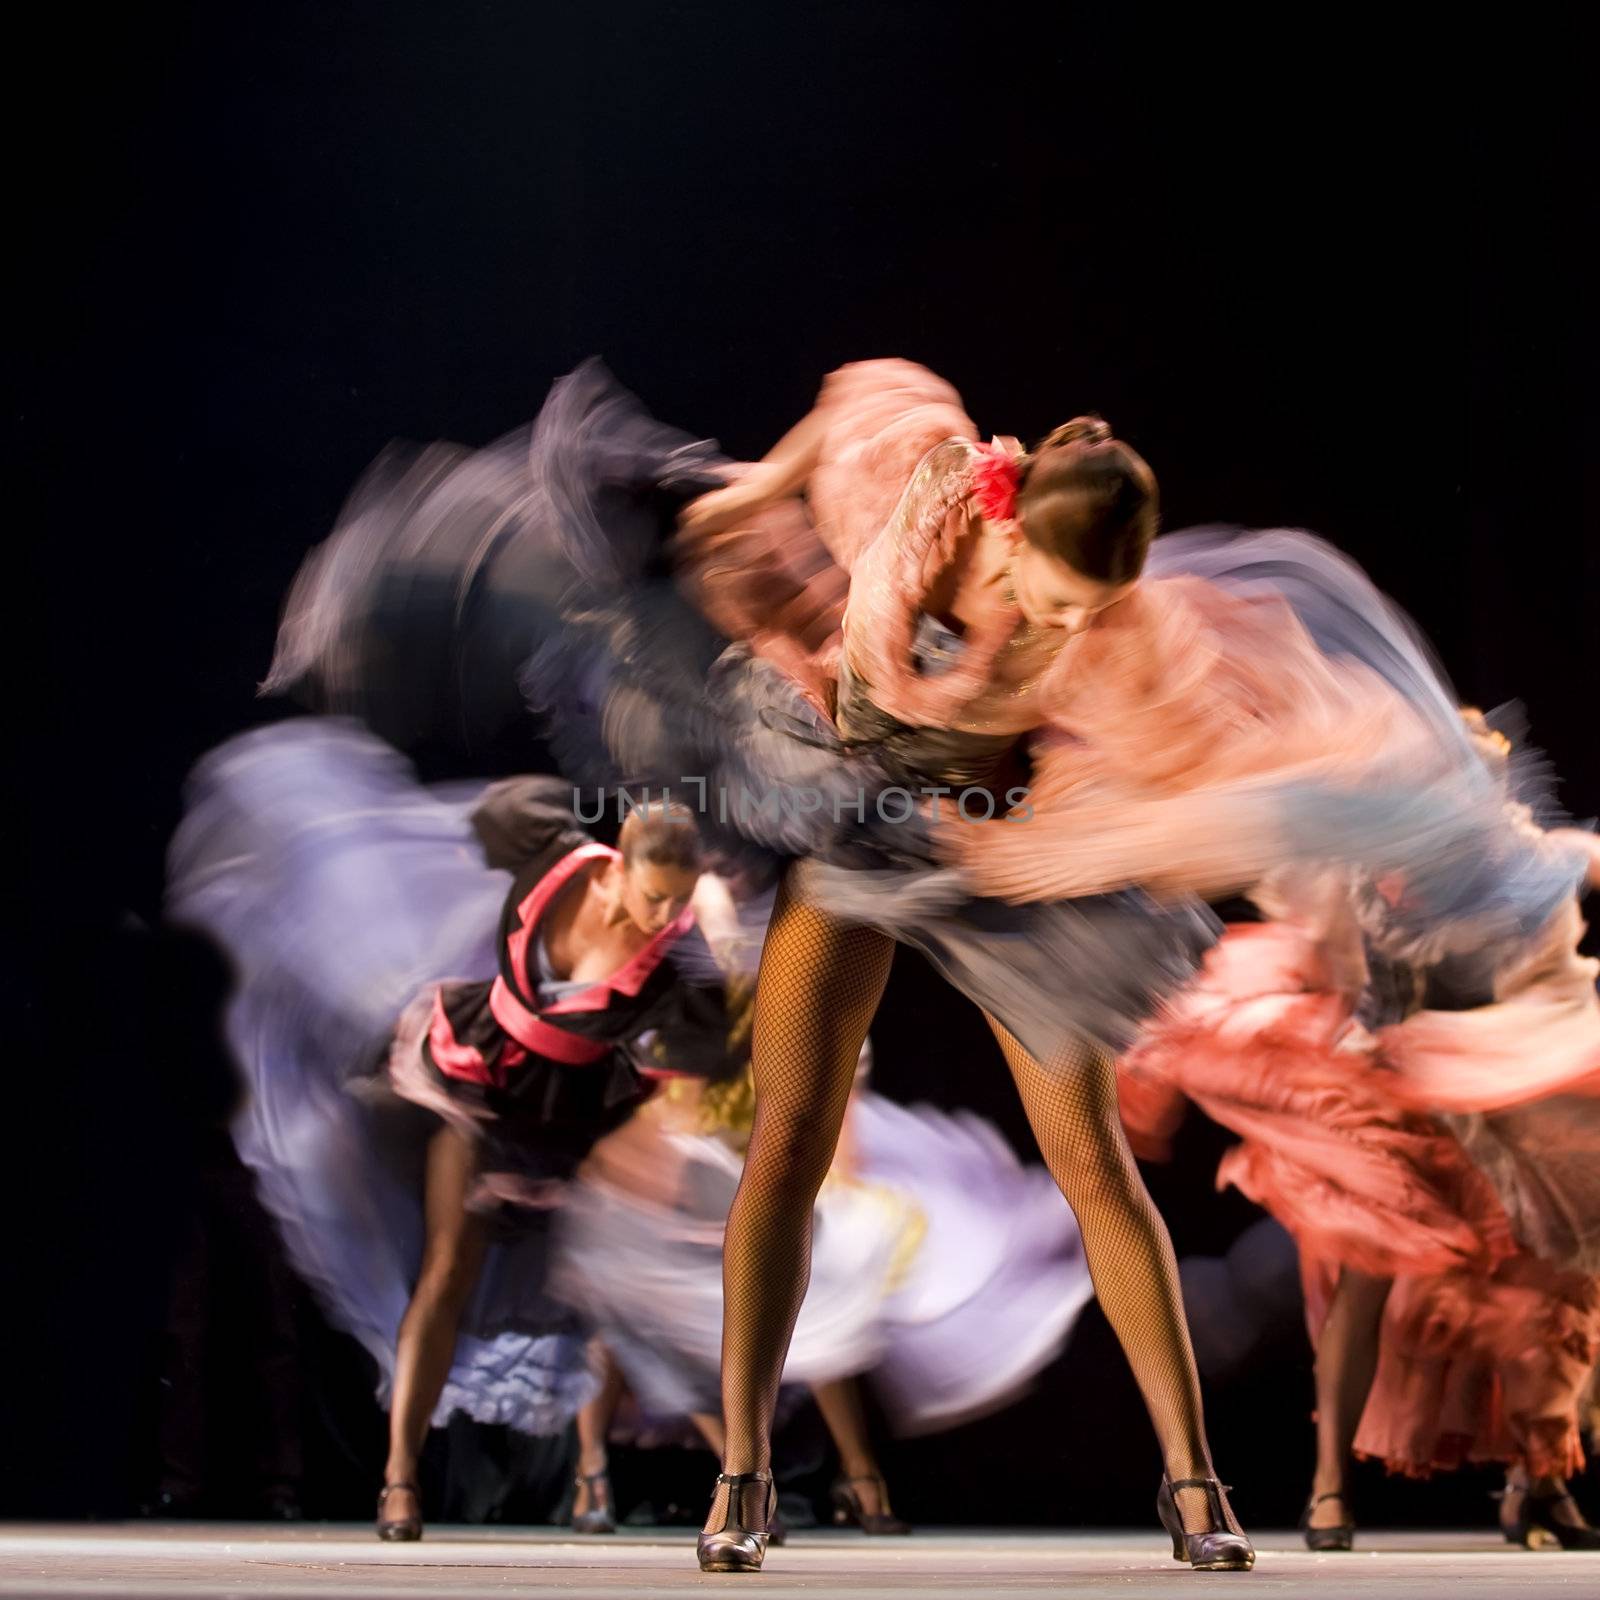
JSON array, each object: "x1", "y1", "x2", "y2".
[{"x1": 14, "y1": 3, "x2": 1596, "y2": 1531}]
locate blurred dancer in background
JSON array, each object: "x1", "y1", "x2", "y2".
[
  {"x1": 169, "y1": 727, "x2": 745, "y2": 1542},
  {"x1": 1120, "y1": 713, "x2": 1600, "y2": 1550}
]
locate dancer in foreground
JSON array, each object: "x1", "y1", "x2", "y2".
[
  {"x1": 672, "y1": 364, "x2": 1589, "y2": 1573},
  {"x1": 168, "y1": 723, "x2": 745, "y2": 1541}
]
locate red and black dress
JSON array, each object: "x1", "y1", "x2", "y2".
[{"x1": 388, "y1": 776, "x2": 740, "y2": 1208}]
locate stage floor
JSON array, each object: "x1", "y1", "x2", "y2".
[{"x1": 2, "y1": 1524, "x2": 1594, "y2": 1599}]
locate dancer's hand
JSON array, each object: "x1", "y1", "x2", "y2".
[
  {"x1": 691, "y1": 873, "x2": 747, "y2": 970},
  {"x1": 941, "y1": 808, "x2": 1177, "y2": 902},
  {"x1": 580, "y1": 1112, "x2": 687, "y2": 1208},
  {"x1": 1316, "y1": 928, "x2": 1370, "y2": 1012},
  {"x1": 939, "y1": 810, "x2": 1046, "y2": 895},
  {"x1": 678, "y1": 463, "x2": 788, "y2": 539}
]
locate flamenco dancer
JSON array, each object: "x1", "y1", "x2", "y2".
[
  {"x1": 1119, "y1": 716, "x2": 1600, "y2": 1550},
  {"x1": 260, "y1": 358, "x2": 1585, "y2": 1574},
  {"x1": 670, "y1": 363, "x2": 1595, "y2": 1574},
  {"x1": 168, "y1": 728, "x2": 745, "y2": 1542}
]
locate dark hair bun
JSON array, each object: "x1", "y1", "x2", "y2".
[
  {"x1": 1014, "y1": 418, "x2": 1157, "y2": 584},
  {"x1": 1033, "y1": 415, "x2": 1113, "y2": 453}
]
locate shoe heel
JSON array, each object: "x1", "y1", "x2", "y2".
[
  {"x1": 697, "y1": 1470, "x2": 774, "y2": 1574},
  {"x1": 1300, "y1": 1490, "x2": 1355, "y2": 1552},
  {"x1": 1154, "y1": 1481, "x2": 1185, "y2": 1562},
  {"x1": 375, "y1": 1481, "x2": 422, "y2": 1543},
  {"x1": 1158, "y1": 1476, "x2": 1256, "y2": 1572},
  {"x1": 571, "y1": 1468, "x2": 616, "y2": 1535},
  {"x1": 1522, "y1": 1490, "x2": 1600, "y2": 1551},
  {"x1": 831, "y1": 1475, "x2": 912, "y2": 1537}
]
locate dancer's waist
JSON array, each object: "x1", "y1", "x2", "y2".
[{"x1": 833, "y1": 653, "x2": 1020, "y2": 792}]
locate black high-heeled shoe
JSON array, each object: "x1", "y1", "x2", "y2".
[
  {"x1": 1155, "y1": 1476, "x2": 1255, "y2": 1571},
  {"x1": 1300, "y1": 1490, "x2": 1355, "y2": 1551},
  {"x1": 571, "y1": 1468, "x2": 616, "y2": 1535},
  {"x1": 832, "y1": 1475, "x2": 912, "y2": 1535},
  {"x1": 375, "y1": 1481, "x2": 423, "y2": 1542},
  {"x1": 1514, "y1": 1488, "x2": 1600, "y2": 1551},
  {"x1": 697, "y1": 1470, "x2": 775, "y2": 1573},
  {"x1": 1493, "y1": 1483, "x2": 1526, "y2": 1545}
]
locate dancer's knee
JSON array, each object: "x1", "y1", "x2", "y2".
[
  {"x1": 1046, "y1": 1135, "x2": 1150, "y2": 1216},
  {"x1": 411, "y1": 1250, "x2": 481, "y2": 1318},
  {"x1": 743, "y1": 1116, "x2": 837, "y2": 1202}
]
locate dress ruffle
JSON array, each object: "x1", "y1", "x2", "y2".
[
  {"x1": 551, "y1": 1087, "x2": 1094, "y2": 1433},
  {"x1": 167, "y1": 719, "x2": 595, "y2": 1434},
  {"x1": 1124, "y1": 908, "x2": 1600, "y2": 1478}
]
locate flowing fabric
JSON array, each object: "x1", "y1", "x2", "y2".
[
  {"x1": 1120, "y1": 895, "x2": 1600, "y2": 1478},
  {"x1": 261, "y1": 358, "x2": 1585, "y2": 1059},
  {"x1": 167, "y1": 719, "x2": 595, "y2": 1433},
  {"x1": 552, "y1": 1083, "x2": 1095, "y2": 1433}
]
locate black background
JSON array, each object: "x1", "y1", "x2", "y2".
[{"x1": 14, "y1": 3, "x2": 1597, "y2": 1532}]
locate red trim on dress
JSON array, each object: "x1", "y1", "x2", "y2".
[
  {"x1": 484, "y1": 991, "x2": 613, "y2": 1066},
  {"x1": 484, "y1": 840, "x2": 699, "y2": 1066},
  {"x1": 427, "y1": 991, "x2": 495, "y2": 1086},
  {"x1": 542, "y1": 902, "x2": 697, "y2": 1013},
  {"x1": 501, "y1": 842, "x2": 617, "y2": 1009}
]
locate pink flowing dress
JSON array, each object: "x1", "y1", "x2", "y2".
[{"x1": 1119, "y1": 884, "x2": 1600, "y2": 1479}]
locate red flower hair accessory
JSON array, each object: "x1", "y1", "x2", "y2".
[{"x1": 970, "y1": 440, "x2": 1021, "y2": 524}]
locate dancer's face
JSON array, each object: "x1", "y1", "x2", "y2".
[
  {"x1": 617, "y1": 859, "x2": 699, "y2": 935},
  {"x1": 1009, "y1": 538, "x2": 1137, "y2": 634}
]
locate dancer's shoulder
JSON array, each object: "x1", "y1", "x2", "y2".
[{"x1": 470, "y1": 776, "x2": 590, "y2": 870}]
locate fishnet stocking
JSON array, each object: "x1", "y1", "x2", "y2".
[
  {"x1": 984, "y1": 1014, "x2": 1235, "y2": 1535},
  {"x1": 708, "y1": 867, "x2": 1235, "y2": 1537},
  {"x1": 709, "y1": 872, "x2": 893, "y2": 1531}
]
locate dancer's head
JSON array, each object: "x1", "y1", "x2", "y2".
[
  {"x1": 614, "y1": 800, "x2": 702, "y2": 934},
  {"x1": 1008, "y1": 418, "x2": 1156, "y2": 632}
]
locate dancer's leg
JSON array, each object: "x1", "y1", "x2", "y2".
[
  {"x1": 382, "y1": 1126, "x2": 488, "y2": 1522},
  {"x1": 706, "y1": 870, "x2": 894, "y2": 1533},
  {"x1": 811, "y1": 1378, "x2": 896, "y2": 1518},
  {"x1": 984, "y1": 1012, "x2": 1236, "y2": 1535},
  {"x1": 573, "y1": 1341, "x2": 624, "y2": 1520},
  {"x1": 1307, "y1": 1268, "x2": 1391, "y2": 1528},
  {"x1": 1499, "y1": 1462, "x2": 1529, "y2": 1539},
  {"x1": 811, "y1": 1378, "x2": 880, "y2": 1484}
]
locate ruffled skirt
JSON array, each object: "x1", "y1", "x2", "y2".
[{"x1": 167, "y1": 719, "x2": 595, "y2": 1434}]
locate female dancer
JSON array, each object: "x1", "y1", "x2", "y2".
[
  {"x1": 168, "y1": 722, "x2": 745, "y2": 1542},
  {"x1": 260, "y1": 360, "x2": 1584, "y2": 1572},
  {"x1": 1119, "y1": 723, "x2": 1600, "y2": 1549},
  {"x1": 672, "y1": 363, "x2": 1591, "y2": 1574}
]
